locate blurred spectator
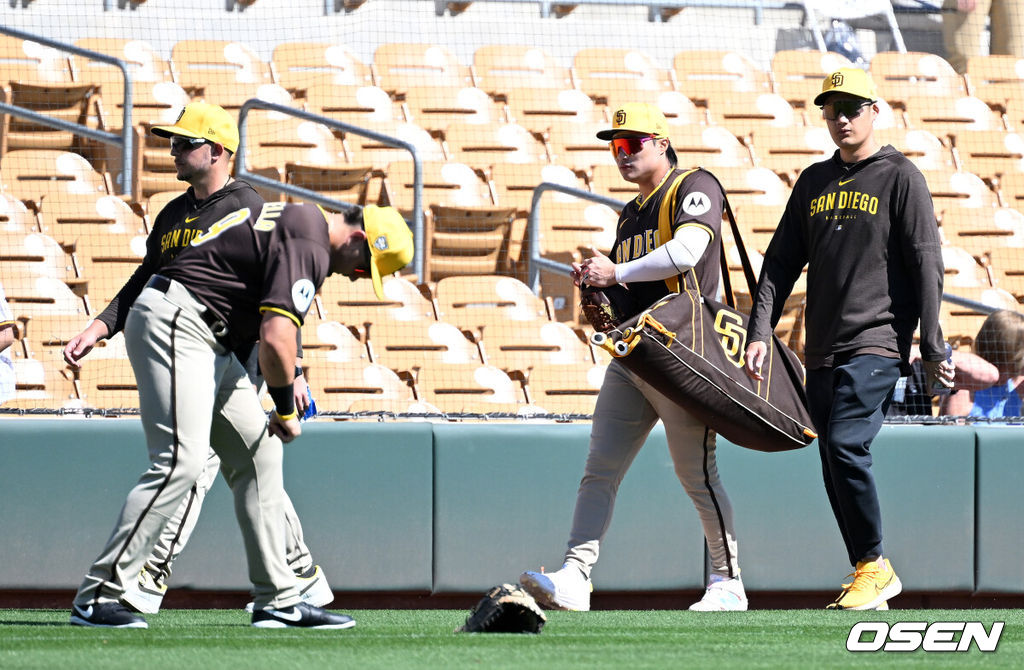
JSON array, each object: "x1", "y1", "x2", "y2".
[
  {"x1": 968, "y1": 309, "x2": 1024, "y2": 417},
  {"x1": 886, "y1": 342, "x2": 999, "y2": 417},
  {"x1": 0, "y1": 282, "x2": 14, "y2": 406},
  {"x1": 942, "y1": 0, "x2": 1024, "y2": 73}
]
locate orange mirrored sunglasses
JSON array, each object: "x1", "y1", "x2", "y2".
[{"x1": 608, "y1": 135, "x2": 656, "y2": 157}]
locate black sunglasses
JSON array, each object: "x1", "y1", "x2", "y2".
[
  {"x1": 169, "y1": 136, "x2": 210, "y2": 151},
  {"x1": 822, "y1": 100, "x2": 874, "y2": 122}
]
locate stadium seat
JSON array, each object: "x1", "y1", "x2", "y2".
[
  {"x1": 708, "y1": 92, "x2": 799, "y2": 140},
  {"x1": 869, "y1": 51, "x2": 967, "y2": 109},
  {"x1": 0, "y1": 33, "x2": 73, "y2": 84},
  {"x1": 985, "y1": 245, "x2": 1024, "y2": 300},
  {"x1": 874, "y1": 128, "x2": 954, "y2": 172},
  {"x1": 299, "y1": 320, "x2": 371, "y2": 365},
  {"x1": 953, "y1": 130, "x2": 1024, "y2": 180},
  {"x1": 903, "y1": 95, "x2": 1002, "y2": 140},
  {"x1": 0, "y1": 192, "x2": 39, "y2": 232},
  {"x1": 585, "y1": 163, "x2": 642, "y2": 201},
  {"x1": 533, "y1": 199, "x2": 619, "y2": 258},
  {"x1": 36, "y1": 193, "x2": 146, "y2": 249},
  {"x1": 731, "y1": 203, "x2": 786, "y2": 254},
  {"x1": 303, "y1": 361, "x2": 414, "y2": 414},
  {"x1": 479, "y1": 320, "x2": 594, "y2": 373},
  {"x1": 0, "y1": 149, "x2": 109, "y2": 206},
  {"x1": 487, "y1": 162, "x2": 584, "y2": 213},
  {"x1": 304, "y1": 83, "x2": 401, "y2": 124},
  {"x1": 368, "y1": 319, "x2": 484, "y2": 374},
  {"x1": 0, "y1": 228, "x2": 74, "y2": 272},
  {"x1": 271, "y1": 41, "x2": 375, "y2": 96},
  {"x1": 424, "y1": 204, "x2": 518, "y2": 281},
  {"x1": 403, "y1": 85, "x2": 506, "y2": 130},
  {"x1": 7, "y1": 356, "x2": 80, "y2": 410},
  {"x1": 770, "y1": 49, "x2": 853, "y2": 111},
  {"x1": 525, "y1": 362, "x2": 606, "y2": 414},
  {"x1": 343, "y1": 119, "x2": 446, "y2": 170},
  {"x1": 318, "y1": 276, "x2": 436, "y2": 329},
  {"x1": 471, "y1": 44, "x2": 573, "y2": 95},
  {"x1": 672, "y1": 50, "x2": 772, "y2": 108},
  {"x1": 941, "y1": 206, "x2": 1024, "y2": 256},
  {"x1": 542, "y1": 118, "x2": 618, "y2": 173},
  {"x1": 712, "y1": 165, "x2": 790, "y2": 209},
  {"x1": 668, "y1": 124, "x2": 753, "y2": 169},
  {"x1": 285, "y1": 163, "x2": 374, "y2": 208},
  {"x1": 571, "y1": 47, "x2": 674, "y2": 104},
  {"x1": 964, "y1": 55, "x2": 1024, "y2": 109},
  {"x1": 413, "y1": 363, "x2": 525, "y2": 413},
  {"x1": 444, "y1": 122, "x2": 549, "y2": 168},
  {"x1": 433, "y1": 274, "x2": 551, "y2": 335},
  {"x1": 923, "y1": 168, "x2": 999, "y2": 218},
  {"x1": 187, "y1": 80, "x2": 294, "y2": 113},
  {"x1": 170, "y1": 39, "x2": 273, "y2": 90},
  {"x1": 383, "y1": 160, "x2": 493, "y2": 212},
  {"x1": 2, "y1": 274, "x2": 86, "y2": 318},
  {"x1": 243, "y1": 114, "x2": 349, "y2": 175},
  {"x1": 998, "y1": 171, "x2": 1024, "y2": 212},
  {"x1": 372, "y1": 42, "x2": 473, "y2": 96},
  {"x1": 748, "y1": 125, "x2": 832, "y2": 177},
  {"x1": 941, "y1": 244, "x2": 987, "y2": 288},
  {"x1": 505, "y1": 88, "x2": 602, "y2": 133},
  {"x1": 0, "y1": 81, "x2": 96, "y2": 154}
]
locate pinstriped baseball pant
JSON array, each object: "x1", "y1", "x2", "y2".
[
  {"x1": 564, "y1": 360, "x2": 741, "y2": 581},
  {"x1": 73, "y1": 280, "x2": 301, "y2": 610}
]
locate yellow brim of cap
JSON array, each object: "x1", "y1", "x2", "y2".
[
  {"x1": 370, "y1": 259, "x2": 384, "y2": 300},
  {"x1": 150, "y1": 124, "x2": 204, "y2": 140}
]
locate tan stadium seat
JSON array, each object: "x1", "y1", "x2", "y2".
[
  {"x1": 479, "y1": 320, "x2": 594, "y2": 374},
  {"x1": 414, "y1": 363, "x2": 525, "y2": 413},
  {"x1": 870, "y1": 51, "x2": 967, "y2": 109},
  {"x1": 368, "y1": 319, "x2": 484, "y2": 374},
  {"x1": 673, "y1": 50, "x2": 772, "y2": 108},
  {"x1": 433, "y1": 274, "x2": 551, "y2": 335},
  {"x1": 771, "y1": 50, "x2": 854, "y2": 111},
  {"x1": 444, "y1": 122, "x2": 549, "y2": 168},
  {"x1": 424, "y1": 204, "x2": 518, "y2": 281},
  {"x1": 318, "y1": 276, "x2": 436, "y2": 329},
  {"x1": 941, "y1": 206, "x2": 1024, "y2": 257},
  {"x1": 271, "y1": 41, "x2": 375, "y2": 96},
  {"x1": 525, "y1": 362, "x2": 606, "y2": 414},
  {"x1": 304, "y1": 361, "x2": 414, "y2": 414},
  {"x1": 903, "y1": 95, "x2": 1002, "y2": 140},
  {"x1": 0, "y1": 81, "x2": 96, "y2": 154},
  {"x1": 472, "y1": 44, "x2": 573, "y2": 95},
  {"x1": 304, "y1": 83, "x2": 401, "y2": 125},
  {"x1": 874, "y1": 128, "x2": 954, "y2": 172},
  {"x1": 965, "y1": 55, "x2": 1024, "y2": 109},
  {"x1": 572, "y1": 47, "x2": 674, "y2": 104},
  {"x1": 403, "y1": 86, "x2": 505, "y2": 131},
  {"x1": 170, "y1": 39, "x2": 273, "y2": 91},
  {"x1": 373, "y1": 43, "x2": 473, "y2": 96},
  {"x1": 0, "y1": 33, "x2": 73, "y2": 84},
  {"x1": 505, "y1": 88, "x2": 602, "y2": 133},
  {"x1": 953, "y1": 130, "x2": 1024, "y2": 180}
]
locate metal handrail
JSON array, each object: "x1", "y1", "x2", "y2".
[
  {"x1": 0, "y1": 26, "x2": 133, "y2": 196},
  {"x1": 235, "y1": 99, "x2": 425, "y2": 280},
  {"x1": 526, "y1": 182, "x2": 625, "y2": 292},
  {"x1": 429, "y1": 0, "x2": 780, "y2": 23}
]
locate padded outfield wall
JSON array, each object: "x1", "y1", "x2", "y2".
[{"x1": 1, "y1": 418, "x2": 1021, "y2": 599}]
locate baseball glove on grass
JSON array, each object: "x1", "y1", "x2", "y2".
[{"x1": 456, "y1": 583, "x2": 547, "y2": 634}]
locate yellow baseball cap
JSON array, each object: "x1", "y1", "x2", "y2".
[
  {"x1": 363, "y1": 205, "x2": 414, "y2": 300},
  {"x1": 597, "y1": 103, "x2": 669, "y2": 140},
  {"x1": 814, "y1": 67, "x2": 879, "y2": 106},
  {"x1": 151, "y1": 102, "x2": 240, "y2": 153}
]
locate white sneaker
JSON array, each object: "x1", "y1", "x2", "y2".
[
  {"x1": 121, "y1": 568, "x2": 167, "y2": 615},
  {"x1": 519, "y1": 564, "x2": 592, "y2": 611},
  {"x1": 245, "y1": 565, "x2": 334, "y2": 613},
  {"x1": 689, "y1": 574, "x2": 748, "y2": 611}
]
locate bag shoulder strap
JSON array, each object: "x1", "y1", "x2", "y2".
[{"x1": 657, "y1": 167, "x2": 699, "y2": 294}]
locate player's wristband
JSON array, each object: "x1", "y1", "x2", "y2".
[
  {"x1": 294, "y1": 365, "x2": 303, "y2": 379},
  {"x1": 267, "y1": 384, "x2": 295, "y2": 418},
  {"x1": 274, "y1": 409, "x2": 298, "y2": 421}
]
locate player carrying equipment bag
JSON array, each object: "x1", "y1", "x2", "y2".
[{"x1": 582, "y1": 169, "x2": 816, "y2": 453}]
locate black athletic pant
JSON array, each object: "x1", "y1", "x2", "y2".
[{"x1": 806, "y1": 353, "x2": 901, "y2": 567}]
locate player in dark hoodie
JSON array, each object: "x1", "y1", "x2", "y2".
[{"x1": 743, "y1": 68, "x2": 954, "y2": 610}]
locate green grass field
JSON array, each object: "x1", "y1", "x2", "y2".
[{"x1": 1, "y1": 608, "x2": 1021, "y2": 670}]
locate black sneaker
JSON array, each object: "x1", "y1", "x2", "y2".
[
  {"x1": 251, "y1": 602, "x2": 355, "y2": 629},
  {"x1": 70, "y1": 602, "x2": 148, "y2": 628}
]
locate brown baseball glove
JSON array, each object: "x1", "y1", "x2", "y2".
[{"x1": 455, "y1": 583, "x2": 547, "y2": 634}]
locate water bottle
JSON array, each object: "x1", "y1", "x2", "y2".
[
  {"x1": 301, "y1": 384, "x2": 318, "y2": 421},
  {"x1": 931, "y1": 343, "x2": 954, "y2": 396}
]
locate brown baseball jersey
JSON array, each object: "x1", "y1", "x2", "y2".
[
  {"x1": 613, "y1": 167, "x2": 724, "y2": 310},
  {"x1": 97, "y1": 180, "x2": 264, "y2": 336},
  {"x1": 160, "y1": 202, "x2": 331, "y2": 354}
]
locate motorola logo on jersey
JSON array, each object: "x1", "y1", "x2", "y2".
[
  {"x1": 682, "y1": 192, "x2": 711, "y2": 217},
  {"x1": 291, "y1": 279, "x2": 315, "y2": 314}
]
